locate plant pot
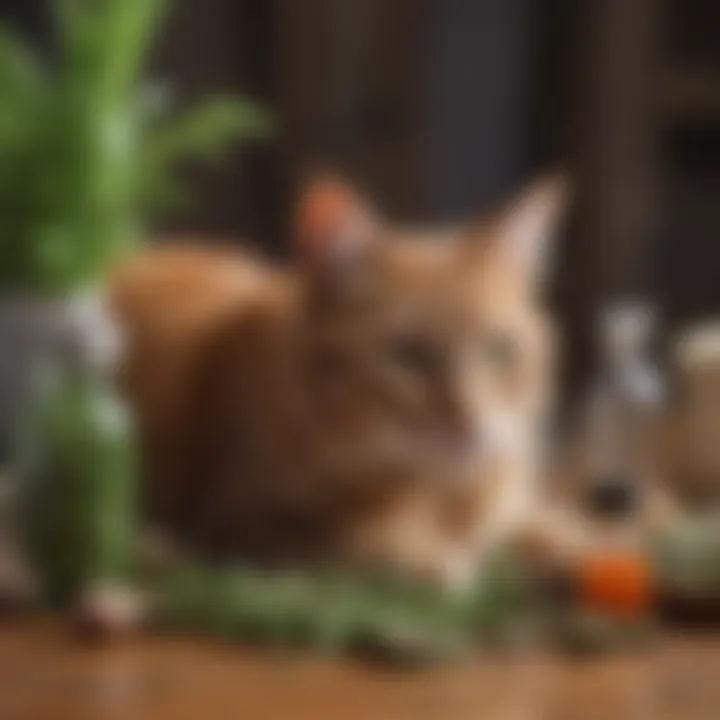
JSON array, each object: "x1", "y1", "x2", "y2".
[
  {"x1": 0, "y1": 291, "x2": 120, "y2": 467},
  {"x1": 0, "y1": 290, "x2": 137, "y2": 606}
]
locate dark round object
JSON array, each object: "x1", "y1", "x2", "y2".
[{"x1": 583, "y1": 474, "x2": 640, "y2": 518}]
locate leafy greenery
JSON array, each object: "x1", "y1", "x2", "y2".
[
  {"x1": 0, "y1": 0, "x2": 270, "y2": 293},
  {"x1": 151, "y1": 554, "x2": 535, "y2": 664},
  {"x1": 651, "y1": 516, "x2": 720, "y2": 593}
]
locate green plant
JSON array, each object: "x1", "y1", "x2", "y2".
[
  {"x1": 0, "y1": 0, "x2": 270, "y2": 293},
  {"x1": 150, "y1": 555, "x2": 535, "y2": 664}
]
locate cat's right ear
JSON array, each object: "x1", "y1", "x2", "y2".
[
  {"x1": 294, "y1": 174, "x2": 379, "y2": 280},
  {"x1": 486, "y1": 173, "x2": 570, "y2": 286}
]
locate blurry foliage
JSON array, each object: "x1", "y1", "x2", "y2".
[
  {"x1": 0, "y1": 0, "x2": 270, "y2": 293},
  {"x1": 151, "y1": 552, "x2": 536, "y2": 664},
  {"x1": 652, "y1": 516, "x2": 720, "y2": 593}
]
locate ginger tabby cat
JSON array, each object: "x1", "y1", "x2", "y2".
[{"x1": 111, "y1": 175, "x2": 567, "y2": 588}]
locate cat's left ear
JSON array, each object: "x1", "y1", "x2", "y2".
[
  {"x1": 487, "y1": 173, "x2": 571, "y2": 285},
  {"x1": 294, "y1": 173, "x2": 379, "y2": 275}
]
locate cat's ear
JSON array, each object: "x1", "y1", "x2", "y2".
[
  {"x1": 487, "y1": 173, "x2": 570, "y2": 285},
  {"x1": 294, "y1": 173, "x2": 379, "y2": 276}
]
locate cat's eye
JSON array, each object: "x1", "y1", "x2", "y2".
[
  {"x1": 480, "y1": 330, "x2": 519, "y2": 369},
  {"x1": 387, "y1": 335, "x2": 438, "y2": 375}
]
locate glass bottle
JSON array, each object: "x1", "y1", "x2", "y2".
[{"x1": 577, "y1": 302, "x2": 665, "y2": 618}]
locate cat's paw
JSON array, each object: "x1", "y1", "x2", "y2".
[
  {"x1": 415, "y1": 550, "x2": 481, "y2": 596},
  {"x1": 442, "y1": 554, "x2": 480, "y2": 595}
]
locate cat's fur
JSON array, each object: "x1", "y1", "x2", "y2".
[{"x1": 111, "y1": 175, "x2": 568, "y2": 587}]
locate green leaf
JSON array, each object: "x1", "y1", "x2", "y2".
[
  {"x1": 97, "y1": 0, "x2": 170, "y2": 103},
  {"x1": 0, "y1": 2, "x2": 273, "y2": 293},
  {"x1": 149, "y1": 97, "x2": 272, "y2": 166},
  {"x1": 55, "y1": 0, "x2": 168, "y2": 105},
  {"x1": 138, "y1": 96, "x2": 271, "y2": 215}
]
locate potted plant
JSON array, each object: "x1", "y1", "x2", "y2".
[
  {"x1": 0, "y1": 0, "x2": 269, "y2": 606},
  {"x1": 0, "y1": 0, "x2": 269, "y2": 457}
]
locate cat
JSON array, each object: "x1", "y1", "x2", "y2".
[{"x1": 111, "y1": 173, "x2": 568, "y2": 588}]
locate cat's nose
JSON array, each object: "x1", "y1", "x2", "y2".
[{"x1": 438, "y1": 391, "x2": 481, "y2": 457}]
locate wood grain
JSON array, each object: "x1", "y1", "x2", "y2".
[{"x1": 2, "y1": 617, "x2": 720, "y2": 720}]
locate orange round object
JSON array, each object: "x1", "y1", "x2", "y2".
[{"x1": 578, "y1": 553, "x2": 652, "y2": 618}]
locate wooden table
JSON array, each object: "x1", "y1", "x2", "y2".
[{"x1": 3, "y1": 618, "x2": 720, "y2": 720}]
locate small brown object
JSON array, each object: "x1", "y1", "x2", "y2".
[{"x1": 75, "y1": 583, "x2": 145, "y2": 643}]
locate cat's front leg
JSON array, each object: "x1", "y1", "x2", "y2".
[
  {"x1": 505, "y1": 503, "x2": 594, "y2": 567},
  {"x1": 434, "y1": 544, "x2": 492, "y2": 594},
  {"x1": 392, "y1": 542, "x2": 485, "y2": 595},
  {"x1": 348, "y1": 498, "x2": 482, "y2": 594}
]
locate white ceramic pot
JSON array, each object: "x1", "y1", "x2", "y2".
[{"x1": 0, "y1": 291, "x2": 120, "y2": 463}]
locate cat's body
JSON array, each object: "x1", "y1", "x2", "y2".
[{"x1": 112, "y1": 176, "x2": 567, "y2": 586}]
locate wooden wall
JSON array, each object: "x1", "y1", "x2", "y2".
[{"x1": 154, "y1": 0, "x2": 561, "y2": 246}]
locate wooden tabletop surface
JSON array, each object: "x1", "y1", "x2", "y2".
[{"x1": 2, "y1": 618, "x2": 720, "y2": 720}]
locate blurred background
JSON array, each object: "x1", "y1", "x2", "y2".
[
  {"x1": 4, "y1": 0, "x2": 720, "y2": 405},
  {"x1": 1, "y1": 2, "x2": 720, "y2": 718}
]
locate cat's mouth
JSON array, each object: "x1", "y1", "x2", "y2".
[
  {"x1": 377, "y1": 412, "x2": 526, "y2": 477},
  {"x1": 314, "y1": 410, "x2": 526, "y2": 482},
  {"x1": 421, "y1": 439, "x2": 491, "y2": 482},
  {"x1": 365, "y1": 424, "x2": 493, "y2": 479}
]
